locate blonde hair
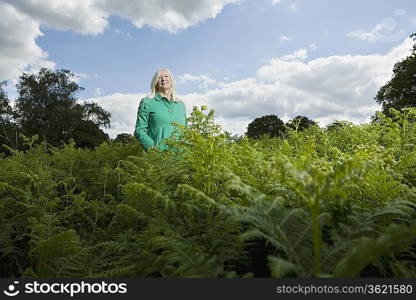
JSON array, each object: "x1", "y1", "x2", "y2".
[{"x1": 149, "y1": 68, "x2": 179, "y2": 102}]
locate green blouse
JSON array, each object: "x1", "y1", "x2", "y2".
[{"x1": 134, "y1": 93, "x2": 187, "y2": 151}]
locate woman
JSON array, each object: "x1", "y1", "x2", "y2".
[{"x1": 134, "y1": 69, "x2": 187, "y2": 151}]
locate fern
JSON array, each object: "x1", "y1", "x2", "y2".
[
  {"x1": 334, "y1": 221, "x2": 416, "y2": 277},
  {"x1": 29, "y1": 229, "x2": 83, "y2": 277},
  {"x1": 1, "y1": 106, "x2": 416, "y2": 278}
]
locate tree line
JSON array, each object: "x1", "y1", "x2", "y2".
[
  {"x1": 0, "y1": 69, "x2": 111, "y2": 154},
  {"x1": 1, "y1": 33, "x2": 415, "y2": 153},
  {"x1": 245, "y1": 33, "x2": 416, "y2": 139}
]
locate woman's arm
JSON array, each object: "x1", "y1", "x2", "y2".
[
  {"x1": 134, "y1": 99, "x2": 155, "y2": 150},
  {"x1": 183, "y1": 101, "x2": 188, "y2": 127}
]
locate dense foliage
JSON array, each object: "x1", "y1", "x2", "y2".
[
  {"x1": 0, "y1": 81, "x2": 17, "y2": 155},
  {"x1": 286, "y1": 115, "x2": 317, "y2": 132},
  {"x1": 375, "y1": 33, "x2": 416, "y2": 116},
  {"x1": 246, "y1": 114, "x2": 286, "y2": 139},
  {"x1": 1, "y1": 106, "x2": 415, "y2": 278},
  {"x1": 0, "y1": 69, "x2": 110, "y2": 152}
]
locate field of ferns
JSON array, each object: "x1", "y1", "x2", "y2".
[{"x1": 1, "y1": 106, "x2": 416, "y2": 278}]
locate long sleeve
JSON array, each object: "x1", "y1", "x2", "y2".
[
  {"x1": 183, "y1": 102, "x2": 188, "y2": 127},
  {"x1": 134, "y1": 99, "x2": 155, "y2": 150}
]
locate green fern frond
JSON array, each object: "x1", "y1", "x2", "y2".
[
  {"x1": 268, "y1": 256, "x2": 298, "y2": 277},
  {"x1": 334, "y1": 221, "x2": 416, "y2": 277},
  {"x1": 122, "y1": 182, "x2": 175, "y2": 214},
  {"x1": 29, "y1": 229, "x2": 83, "y2": 277}
]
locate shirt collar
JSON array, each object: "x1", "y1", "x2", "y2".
[
  {"x1": 155, "y1": 92, "x2": 170, "y2": 101},
  {"x1": 155, "y1": 92, "x2": 178, "y2": 102}
]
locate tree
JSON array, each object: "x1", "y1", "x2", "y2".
[
  {"x1": 0, "y1": 82, "x2": 20, "y2": 153},
  {"x1": 246, "y1": 114, "x2": 286, "y2": 139},
  {"x1": 224, "y1": 130, "x2": 244, "y2": 143},
  {"x1": 113, "y1": 133, "x2": 136, "y2": 144},
  {"x1": 325, "y1": 120, "x2": 353, "y2": 131},
  {"x1": 375, "y1": 33, "x2": 416, "y2": 116},
  {"x1": 14, "y1": 68, "x2": 111, "y2": 148},
  {"x1": 0, "y1": 81, "x2": 12, "y2": 121},
  {"x1": 286, "y1": 115, "x2": 317, "y2": 131}
]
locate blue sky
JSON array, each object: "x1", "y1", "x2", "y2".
[{"x1": 1, "y1": 0, "x2": 416, "y2": 137}]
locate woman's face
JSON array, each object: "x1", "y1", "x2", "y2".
[{"x1": 157, "y1": 70, "x2": 171, "y2": 91}]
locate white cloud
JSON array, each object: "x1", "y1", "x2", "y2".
[
  {"x1": 1, "y1": 0, "x2": 238, "y2": 81},
  {"x1": 8, "y1": 0, "x2": 238, "y2": 35},
  {"x1": 0, "y1": 2, "x2": 55, "y2": 81},
  {"x1": 272, "y1": 0, "x2": 282, "y2": 5},
  {"x1": 87, "y1": 92, "x2": 146, "y2": 138},
  {"x1": 347, "y1": 17, "x2": 407, "y2": 43},
  {"x1": 7, "y1": 0, "x2": 109, "y2": 35},
  {"x1": 281, "y1": 48, "x2": 308, "y2": 61},
  {"x1": 72, "y1": 72, "x2": 89, "y2": 83},
  {"x1": 177, "y1": 73, "x2": 217, "y2": 89},
  {"x1": 279, "y1": 35, "x2": 292, "y2": 42},
  {"x1": 88, "y1": 38, "x2": 413, "y2": 137},
  {"x1": 96, "y1": 0, "x2": 238, "y2": 33},
  {"x1": 69, "y1": 72, "x2": 99, "y2": 85},
  {"x1": 289, "y1": 3, "x2": 297, "y2": 10}
]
